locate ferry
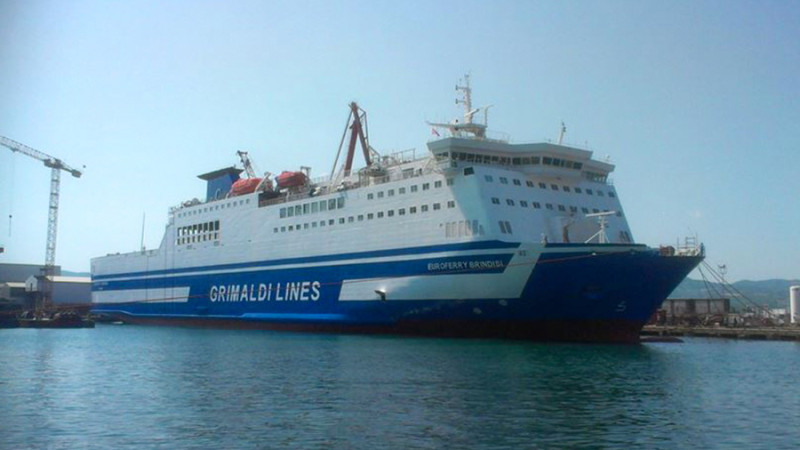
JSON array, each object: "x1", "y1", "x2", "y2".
[{"x1": 91, "y1": 76, "x2": 704, "y2": 342}]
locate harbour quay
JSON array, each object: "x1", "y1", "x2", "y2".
[{"x1": 642, "y1": 325, "x2": 800, "y2": 341}]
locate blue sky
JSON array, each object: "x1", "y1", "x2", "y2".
[{"x1": 1, "y1": 0, "x2": 798, "y2": 281}]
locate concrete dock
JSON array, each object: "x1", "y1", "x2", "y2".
[{"x1": 643, "y1": 325, "x2": 800, "y2": 341}]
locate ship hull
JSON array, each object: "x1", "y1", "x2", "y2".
[{"x1": 92, "y1": 242, "x2": 702, "y2": 343}]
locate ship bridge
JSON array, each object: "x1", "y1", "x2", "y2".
[{"x1": 428, "y1": 137, "x2": 614, "y2": 184}]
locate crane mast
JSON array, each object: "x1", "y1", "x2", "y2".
[{"x1": 1, "y1": 135, "x2": 82, "y2": 311}]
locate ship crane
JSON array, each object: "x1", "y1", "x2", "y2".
[
  {"x1": 236, "y1": 150, "x2": 258, "y2": 178},
  {"x1": 0, "y1": 135, "x2": 82, "y2": 311}
]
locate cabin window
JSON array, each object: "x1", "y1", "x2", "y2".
[
  {"x1": 570, "y1": 206, "x2": 578, "y2": 213},
  {"x1": 358, "y1": 215, "x2": 364, "y2": 221},
  {"x1": 411, "y1": 185, "x2": 418, "y2": 193},
  {"x1": 367, "y1": 193, "x2": 374, "y2": 200},
  {"x1": 581, "y1": 207, "x2": 589, "y2": 214},
  {"x1": 506, "y1": 199, "x2": 515, "y2": 206},
  {"x1": 434, "y1": 180, "x2": 442, "y2": 188},
  {"x1": 287, "y1": 208, "x2": 294, "y2": 217},
  {"x1": 520, "y1": 201, "x2": 528, "y2": 207},
  {"x1": 387, "y1": 210, "x2": 394, "y2": 217},
  {"x1": 367, "y1": 213, "x2": 374, "y2": 220},
  {"x1": 593, "y1": 208, "x2": 600, "y2": 213},
  {"x1": 485, "y1": 175, "x2": 494, "y2": 182},
  {"x1": 575, "y1": 187, "x2": 583, "y2": 194},
  {"x1": 558, "y1": 205, "x2": 566, "y2": 212},
  {"x1": 463, "y1": 167, "x2": 474, "y2": 176},
  {"x1": 533, "y1": 202, "x2": 541, "y2": 209},
  {"x1": 295, "y1": 205, "x2": 302, "y2": 215},
  {"x1": 304, "y1": 223, "x2": 309, "y2": 229},
  {"x1": 329, "y1": 219, "x2": 335, "y2": 225},
  {"x1": 398, "y1": 208, "x2": 405, "y2": 215},
  {"x1": 499, "y1": 221, "x2": 513, "y2": 234},
  {"x1": 500, "y1": 177, "x2": 508, "y2": 184},
  {"x1": 337, "y1": 197, "x2": 345, "y2": 208},
  {"x1": 446, "y1": 178, "x2": 454, "y2": 186},
  {"x1": 303, "y1": 204, "x2": 310, "y2": 214},
  {"x1": 339, "y1": 218, "x2": 345, "y2": 224},
  {"x1": 421, "y1": 205, "x2": 429, "y2": 212},
  {"x1": 348, "y1": 216, "x2": 354, "y2": 223},
  {"x1": 543, "y1": 157, "x2": 553, "y2": 165},
  {"x1": 388, "y1": 189, "x2": 395, "y2": 197},
  {"x1": 311, "y1": 202, "x2": 319, "y2": 213},
  {"x1": 609, "y1": 191, "x2": 616, "y2": 198},
  {"x1": 280, "y1": 208, "x2": 286, "y2": 218},
  {"x1": 491, "y1": 197, "x2": 500, "y2": 205},
  {"x1": 447, "y1": 200, "x2": 455, "y2": 208},
  {"x1": 512, "y1": 158, "x2": 521, "y2": 165},
  {"x1": 433, "y1": 203, "x2": 441, "y2": 210},
  {"x1": 546, "y1": 203, "x2": 554, "y2": 210},
  {"x1": 598, "y1": 191, "x2": 605, "y2": 197},
  {"x1": 526, "y1": 180, "x2": 534, "y2": 187},
  {"x1": 329, "y1": 199, "x2": 337, "y2": 209},
  {"x1": 551, "y1": 184, "x2": 559, "y2": 191},
  {"x1": 377, "y1": 191, "x2": 384, "y2": 199},
  {"x1": 422, "y1": 183, "x2": 430, "y2": 190},
  {"x1": 586, "y1": 189, "x2": 594, "y2": 196},
  {"x1": 409, "y1": 206, "x2": 417, "y2": 214},
  {"x1": 513, "y1": 179, "x2": 521, "y2": 186},
  {"x1": 399, "y1": 187, "x2": 406, "y2": 194},
  {"x1": 538, "y1": 182, "x2": 547, "y2": 189},
  {"x1": 563, "y1": 186, "x2": 571, "y2": 192},
  {"x1": 378, "y1": 212, "x2": 384, "y2": 218}
]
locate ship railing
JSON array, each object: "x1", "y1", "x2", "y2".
[{"x1": 674, "y1": 235, "x2": 704, "y2": 257}]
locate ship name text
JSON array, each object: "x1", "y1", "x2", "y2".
[
  {"x1": 427, "y1": 260, "x2": 505, "y2": 272},
  {"x1": 209, "y1": 281, "x2": 321, "y2": 302}
]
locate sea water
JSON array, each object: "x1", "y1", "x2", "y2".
[{"x1": 1, "y1": 325, "x2": 799, "y2": 449}]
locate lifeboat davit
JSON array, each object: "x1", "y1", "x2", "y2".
[
  {"x1": 229, "y1": 178, "x2": 262, "y2": 196},
  {"x1": 276, "y1": 171, "x2": 308, "y2": 189}
]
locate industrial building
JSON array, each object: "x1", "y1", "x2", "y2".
[
  {"x1": 1, "y1": 263, "x2": 63, "y2": 307},
  {"x1": 0, "y1": 263, "x2": 89, "y2": 309},
  {"x1": 655, "y1": 298, "x2": 731, "y2": 325},
  {"x1": 25, "y1": 275, "x2": 91, "y2": 307}
]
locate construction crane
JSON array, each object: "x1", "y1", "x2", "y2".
[{"x1": 1, "y1": 135, "x2": 82, "y2": 311}]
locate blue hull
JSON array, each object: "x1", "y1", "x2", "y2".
[{"x1": 92, "y1": 243, "x2": 702, "y2": 343}]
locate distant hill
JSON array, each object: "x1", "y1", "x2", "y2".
[
  {"x1": 670, "y1": 278, "x2": 800, "y2": 309},
  {"x1": 62, "y1": 270, "x2": 91, "y2": 277}
]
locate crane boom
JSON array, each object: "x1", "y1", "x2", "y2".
[{"x1": 0, "y1": 136, "x2": 82, "y2": 178}]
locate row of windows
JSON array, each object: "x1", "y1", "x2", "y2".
[
  {"x1": 439, "y1": 151, "x2": 584, "y2": 171},
  {"x1": 366, "y1": 179, "x2": 451, "y2": 200},
  {"x1": 491, "y1": 197, "x2": 622, "y2": 216},
  {"x1": 177, "y1": 199, "x2": 249, "y2": 218},
  {"x1": 484, "y1": 175, "x2": 615, "y2": 198},
  {"x1": 279, "y1": 197, "x2": 345, "y2": 219},
  {"x1": 273, "y1": 201, "x2": 455, "y2": 233},
  {"x1": 177, "y1": 221, "x2": 220, "y2": 245}
]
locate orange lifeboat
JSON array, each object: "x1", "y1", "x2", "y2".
[
  {"x1": 229, "y1": 178, "x2": 262, "y2": 196},
  {"x1": 276, "y1": 171, "x2": 308, "y2": 189}
]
